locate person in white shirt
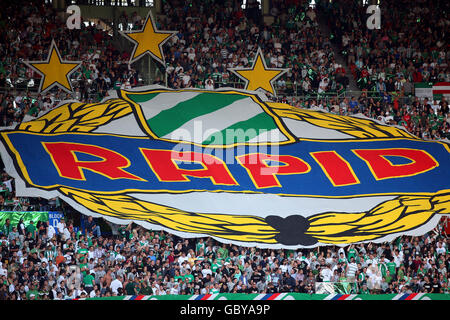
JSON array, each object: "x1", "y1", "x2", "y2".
[
  {"x1": 62, "y1": 226, "x2": 71, "y2": 241},
  {"x1": 393, "y1": 249, "x2": 404, "y2": 268},
  {"x1": 0, "y1": 262, "x2": 7, "y2": 276},
  {"x1": 346, "y1": 257, "x2": 358, "y2": 282},
  {"x1": 89, "y1": 286, "x2": 99, "y2": 298},
  {"x1": 170, "y1": 283, "x2": 179, "y2": 295},
  {"x1": 205, "y1": 77, "x2": 215, "y2": 90},
  {"x1": 178, "y1": 252, "x2": 189, "y2": 266},
  {"x1": 56, "y1": 220, "x2": 65, "y2": 235},
  {"x1": 151, "y1": 282, "x2": 160, "y2": 295},
  {"x1": 320, "y1": 264, "x2": 333, "y2": 282},
  {"x1": 436, "y1": 241, "x2": 446, "y2": 255},
  {"x1": 318, "y1": 77, "x2": 329, "y2": 93},
  {"x1": 110, "y1": 276, "x2": 123, "y2": 294},
  {"x1": 201, "y1": 264, "x2": 213, "y2": 278},
  {"x1": 47, "y1": 221, "x2": 56, "y2": 240}
]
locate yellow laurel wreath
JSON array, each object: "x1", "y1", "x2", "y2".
[
  {"x1": 16, "y1": 98, "x2": 449, "y2": 245},
  {"x1": 18, "y1": 99, "x2": 133, "y2": 133}
]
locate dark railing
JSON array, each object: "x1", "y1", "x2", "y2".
[
  {"x1": 0, "y1": 77, "x2": 415, "y2": 107},
  {"x1": 68, "y1": 0, "x2": 154, "y2": 7}
]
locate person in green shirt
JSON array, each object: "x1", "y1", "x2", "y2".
[
  {"x1": 217, "y1": 244, "x2": 228, "y2": 259},
  {"x1": 79, "y1": 257, "x2": 89, "y2": 277},
  {"x1": 210, "y1": 283, "x2": 220, "y2": 294},
  {"x1": 379, "y1": 257, "x2": 389, "y2": 278},
  {"x1": 384, "y1": 270, "x2": 393, "y2": 284},
  {"x1": 25, "y1": 221, "x2": 37, "y2": 239},
  {"x1": 174, "y1": 270, "x2": 183, "y2": 283},
  {"x1": 357, "y1": 267, "x2": 367, "y2": 286},
  {"x1": 211, "y1": 258, "x2": 221, "y2": 274},
  {"x1": 347, "y1": 245, "x2": 358, "y2": 262},
  {"x1": 183, "y1": 271, "x2": 194, "y2": 284},
  {"x1": 26, "y1": 282, "x2": 40, "y2": 300},
  {"x1": 83, "y1": 271, "x2": 95, "y2": 294},
  {"x1": 195, "y1": 239, "x2": 205, "y2": 254},
  {"x1": 77, "y1": 242, "x2": 89, "y2": 262},
  {"x1": 125, "y1": 278, "x2": 139, "y2": 295},
  {"x1": 436, "y1": 110, "x2": 444, "y2": 125},
  {"x1": 417, "y1": 262, "x2": 427, "y2": 277},
  {"x1": 139, "y1": 281, "x2": 153, "y2": 295},
  {"x1": 1, "y1": 219, "x2": 13, "y2": 237},
  {"x1": 359, "y1": 283, "x2": 370, "y2": 294},
  {"x1": 386, "y1": 260, "x2": 397, "y2": 276}
]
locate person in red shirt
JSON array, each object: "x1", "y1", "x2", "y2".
[
  {"x1": 412, "y1": 70, "x2": 423, "y2": 83},
  {"x1": 360, "y1": 68, "x2": 369, "y2": 78},
  {"x1": 402, "y1": 112, "x2": 411, "y2": 125},
  {"x1": 411, "y1": 254, "x2": 422, "y2": 272},
  {"x1": 393, "y1": 97, "x2": 399, "y2": 111}
]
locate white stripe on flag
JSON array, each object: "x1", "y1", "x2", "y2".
[
  {"x1": 412, "y1": 293, "x2": 425, "y2": 300},
  {"x1": 162, "y1": 97, "x2": 265, "y2": 143},
  {"x1": 274, "y1": 293, "x2": 287, "y2": 300},
  {"x1": 246, "y1": 128, "x2": 287, "y2": 143},
  {"x1": 432, "y1": 86, "x2": 450, "y2": 91},
  {"x1": 140, "y1": 91, "x2": 201, "y2": 120},
  {"x1": 254, "y1": 294, "x2": 266, "y2": 300},
  {"x1": 208, "y1": 294, "x2": 219, "y2": 300}
]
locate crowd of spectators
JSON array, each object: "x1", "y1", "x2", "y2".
[
  {"x1": 0, "y1": 0, "x2": 141, "y2": 127},
  {"x1": 283, "y1": 94, "x2": 450, "y2": 141},
  {"x1": 321, "y1": 0, "x2": 449, "y2": 93},
  {"x1": 0, "y1": 0, "x2": 449, "y2": 300},
  {"x1": 158, "y1": 0, "x2": 349, "y2": 97},
  {"x1": 0, "y1": 214, "x2": 448, "y2": 300}
]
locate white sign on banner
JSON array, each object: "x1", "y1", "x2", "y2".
[{"x1": 48, "y1": 212, "x2": 64, "y2": 234}]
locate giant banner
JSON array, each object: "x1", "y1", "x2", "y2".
[{"x1": 0, "y1": 86, "x2": 449, "y2": 248}]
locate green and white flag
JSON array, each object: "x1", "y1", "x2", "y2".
[
  {"x1": 414, "y1": 82, "x2": 450, "y2": 100},
  {"x1": 119, "y1": 88, "x2": 288, "y2": 146}
]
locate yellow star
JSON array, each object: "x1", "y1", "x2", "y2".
[
  {"x1": 121, "y1": 11, "x2": 176, "y2": 65},
  {"x1": 229, "y1": 48, "x2": 288, "y2": 96},
  {"x1": 25, "y1": 40, "x2": 81, "y2": 94}
]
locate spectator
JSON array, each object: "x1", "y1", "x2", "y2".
[{"x1": 85, "y1": 216, "x2": 101, "y2": 238}]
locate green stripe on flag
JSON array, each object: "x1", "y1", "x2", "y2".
[
  {"x1": 127, "y1": 92, "x2": 160, "y2": 103},
  {"x1": 414, "y1": 82, "x2": 433, "y2": 88},
  {"x1": 147, "y1": 93, "x2": 248, "y2": 138},
  {"x1": 202, "y1": 112, "x2": 279, "y2": 145}
]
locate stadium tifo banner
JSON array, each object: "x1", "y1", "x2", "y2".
[
  {"x1": 415, "y1": 82, "x2": 450, "y2": 100},
  {"x1": 0, "y1": 86, "x2": 449, "y2": 248},
  {"x1": 78, "y1": 293, "x2": 450, "y2": 300}
]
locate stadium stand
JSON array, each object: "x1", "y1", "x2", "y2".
[{"x1": 0, "y1": 0, "x2": 448, "y2": 300}]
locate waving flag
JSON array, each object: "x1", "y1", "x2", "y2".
[{"x1": 0, "y1": 86, "x2": 449, "y2": 248}]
